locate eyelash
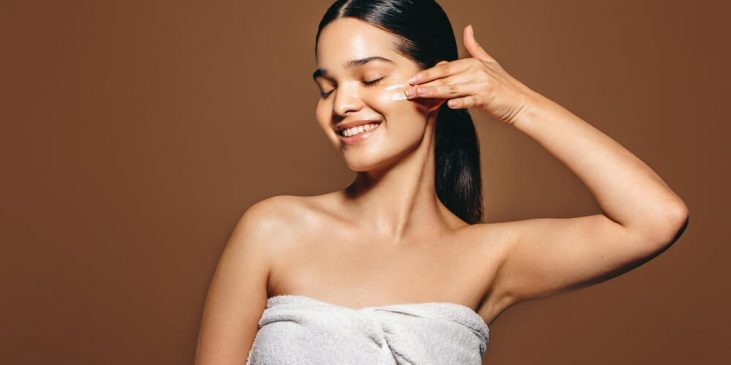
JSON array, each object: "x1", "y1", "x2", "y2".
[
  {"x1": 320, "y1": 77, "x2": 385, "y2": 98},
  {"x1": 363, "y1": 77, "x2": 384, "y2": 86}
]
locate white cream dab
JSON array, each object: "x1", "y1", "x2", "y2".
[
  {"x1": 384, "y1": 83, "x2": 409, "y2": 101},
  {"x1": 384, "y1": 83, "x2": 407, "y2": 90}
]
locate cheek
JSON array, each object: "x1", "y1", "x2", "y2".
[
  {"x1": 315, "y1": 102, "x2": 331, "y2": 131},
  {"x1": 365, "y1": 84, "x2": 425, "y2": 125},
  {"x1": 364, "y1": 85, "x2": 407, "y2": 114}
]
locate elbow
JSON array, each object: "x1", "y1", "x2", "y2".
[
  {"x1": 668, "y1": 202, "x2": 690, "y2": 243},
  {"x1": 648, "y1": 201, "x2": 690, "y2": 249}
]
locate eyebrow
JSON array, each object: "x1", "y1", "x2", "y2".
[{"x1": 312, "y1": 56, "x2": 395, "y2": 80}]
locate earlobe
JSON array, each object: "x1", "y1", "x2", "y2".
[
  {"x1": 414, "y1": 97, "x2": 447, "y2": 114},
  {"x1": 414, "y1": 61, "x2": 449, "y2": 113},
  {"x1": 429, "y1": 99, "x2": 447, "y2": 113}
]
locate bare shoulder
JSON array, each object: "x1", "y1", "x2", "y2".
[
  {"x1": 239, "y1": 194, "x2": 314, "y2": 230},
  {"x1": 459, "y1": 219, "x2": 522, "y2": 259},
  {"x1": 195, "y1": 194, "x2": 314, "y2": 364},
  {"x1": 235, "y1": 194, "x2": 333, "y2": 248},
  {"x1": 217, "y1": 194, "x2": 312, "y2": 278},
  {"x1": 242, "y1": 194, "x2": 307, "y2": 222}
]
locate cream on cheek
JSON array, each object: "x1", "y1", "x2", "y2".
[
  {"x1": 359, "y1": 81, "x2": 411, "y2": 113},
  {"x1": 361, "y1": 81, "x2": 429, "y2": 145},
  {"x1": 376, "y1": 81, "x2": 427, "y2": 125},
  {"x1": 384, "y1": 83, "x2": 409, "y2": 101}
]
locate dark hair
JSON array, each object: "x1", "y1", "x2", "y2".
[{"x1": 316, "y1": 0, "x2": 484, "y2": 224}]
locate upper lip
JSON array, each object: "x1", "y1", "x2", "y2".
[{"x1": 334, "y1": 119, "x2": 382, "y2": 132}]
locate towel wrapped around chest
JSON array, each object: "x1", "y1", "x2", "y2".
[{"x1": 245, "y1": 295, "x2": 489, "y2": 365}]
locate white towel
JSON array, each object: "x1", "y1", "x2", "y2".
[{"x1": 245, "y1": 294, "x2": 489, "y2": 365}]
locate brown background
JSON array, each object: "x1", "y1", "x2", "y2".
[{"x1": 1, "y1": 0, "x2": 728, "y2": 364}]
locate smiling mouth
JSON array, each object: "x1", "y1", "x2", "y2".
[
  {"x1": 336, "y1": 121, "x2": 382, "y2": 137},
  {"x1": 336, "y1": 121, "x2": 382, "y2": 145}
]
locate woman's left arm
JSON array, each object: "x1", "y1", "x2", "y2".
[
  {"x1": 508, "y1": 83, "x2": 688, "y2": 237},
  {"x1": 405, "y1": 25, "x2": 689, "y2": 310}
]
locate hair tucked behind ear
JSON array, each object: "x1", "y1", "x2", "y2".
[{"x1": 316, "y1": 0, "x2": 484, "y2": 224}]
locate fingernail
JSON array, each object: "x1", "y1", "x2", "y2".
[
  {"x1": 404, "y1": 88, "x2": 415, "y2": 97},
  {"x1": 408, "y1": 76, "x2": 418, "y2": 85}
]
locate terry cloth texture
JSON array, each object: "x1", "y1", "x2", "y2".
[{"x1": 245, "y1": 294, "x2": 489, "y2": 365}]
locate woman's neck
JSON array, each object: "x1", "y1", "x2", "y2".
[{"x1": 340, "y1": 113, "x2": 461, "y2": 243}]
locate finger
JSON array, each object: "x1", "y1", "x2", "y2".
[
  {"x1": 463, "y1": 24, "x2": 496, "y2": 63},
  {"x1": 405, "y1": 82, "x2": 476, "y2": 100},
  {"x1": 407, "y1": 71, "x2": 473, "y2": 90},
  {"x1": 407, "y1": 58, "x2": 471, "y2": 85},
  {"x1": 447, "y1": 95, "x2": 480, "y2": 109}
]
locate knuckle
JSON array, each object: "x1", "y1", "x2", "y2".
[
  {"x1": 448, "y1": 84, "x2": 458, "y2": 95},
  {"x1": 476, "y1": 95, "x2": 486, "y2": 106},
  {"x1": 434, "y1": 63, "x2": 449, "y2": 76}
]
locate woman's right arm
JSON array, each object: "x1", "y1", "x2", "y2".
[{"x1": 195, "y1": 198, "x2": 282, "y2": 365}]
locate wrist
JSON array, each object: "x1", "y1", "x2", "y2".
[{"x1": 509, "y1": 88, "x2": 548, "y2": 130}]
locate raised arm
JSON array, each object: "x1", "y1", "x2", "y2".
[
  {"x1": 485, "y1": 89, "x2": 688, "y2": 311},
  {"x1": 403, "y1": 25, "x2": 689, "y2": 319}
]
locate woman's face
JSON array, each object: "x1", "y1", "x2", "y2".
[{"x1": 314, "y1": 17, "x2": 440, "y2": 172}]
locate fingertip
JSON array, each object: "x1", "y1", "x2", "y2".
[{"x1": 464, "y1": 25, "x2": 476, "y2": 47}]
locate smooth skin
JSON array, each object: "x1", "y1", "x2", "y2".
[{"x1": 195, "y1": 19, "x2": 689, "y2": 365}]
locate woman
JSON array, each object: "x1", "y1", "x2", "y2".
[{"x1": 195, "y1": 1, "x2": 689, "y2": 364}]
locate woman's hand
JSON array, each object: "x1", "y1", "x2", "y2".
[{"x1": 405, "y1": 24, "x2": 536, "y2": 125}]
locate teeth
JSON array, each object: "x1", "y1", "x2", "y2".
[{"x1": 341, "y1": 123, "x2": 380, "y2": 137}]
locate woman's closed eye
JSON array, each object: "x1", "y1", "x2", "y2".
[
  {"x1": 362, "y1": 77, "x2": 384, "y2": 86},
  {"x1": 318, "y1": 77, "x2": 386, "y2": 98},
  {"x1": 320, "y1": 89, "x2": 334, "y2": 98}
]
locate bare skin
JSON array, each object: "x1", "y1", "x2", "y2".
[{"x1": 195, "y1": 19, "x2": 689, "y2": 365}]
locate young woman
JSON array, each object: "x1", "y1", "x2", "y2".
[{"x1": 195, "y1": 1, "x2": 689, "y2": 364}]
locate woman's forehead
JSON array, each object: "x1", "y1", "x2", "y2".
[{"x1": 316, "y1": 18, "x2": 402, "y2": 68}]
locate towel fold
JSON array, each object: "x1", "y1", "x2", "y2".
[{"x1": 245, "y1": 295, "x2": 489, "y2": 365}]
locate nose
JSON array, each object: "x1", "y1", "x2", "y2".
[{"x1": 332, "y1": 83, "x2": 364, "y2": 116}]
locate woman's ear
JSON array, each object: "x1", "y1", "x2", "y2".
[
  {"x1": 415, "y1": 97, "x2": 447, "y2": 115},
  {"x1": 410, "y1": 60, "x2": 450, "y2": 114},
  {"x1": 424, "y1": 60, "x2": 449, "y2": 112}
]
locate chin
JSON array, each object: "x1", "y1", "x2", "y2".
[
  {"x1": 339, "y1": 150, "x2": 389, "y2": 172},
  {"x1": 342, "y1": 156, "x2": 382, "y2": 172}
]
